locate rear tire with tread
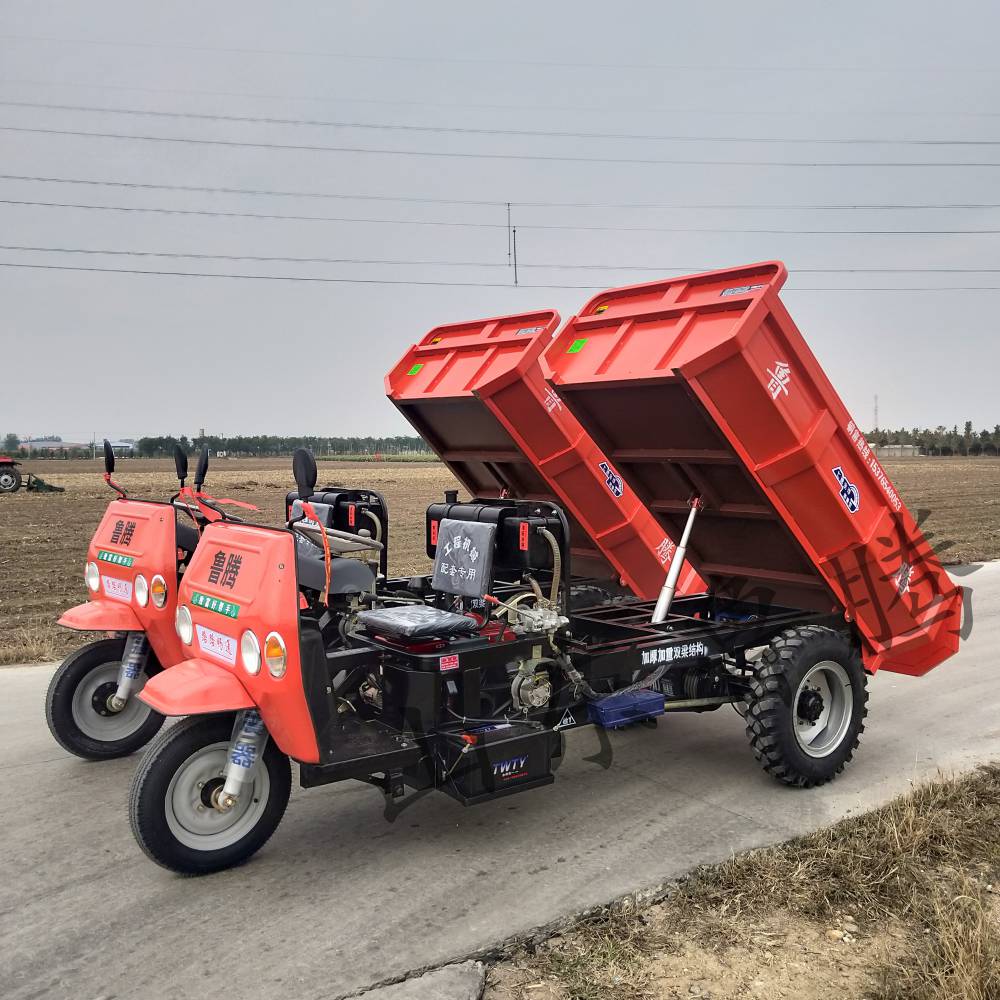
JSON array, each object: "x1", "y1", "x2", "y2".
[
  {"x1": 0, "y1": 466, "x2": 21, "y2": 493},
  {"x1": 745, "y1": 625, "x2": 868, "y2": 788}
]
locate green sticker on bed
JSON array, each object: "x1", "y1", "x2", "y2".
[
  {"x1": 406, "y1": 363, "x2": 424, "y2": 376},
  {"x1": 566, "y1": 338, "x2": 588, "y2": 354}
]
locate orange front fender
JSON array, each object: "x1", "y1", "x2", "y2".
[
  {"x1": 59, "y1": 600, "x2": 142, "y2": 632},
  {"x1": 139, "y1": 659, "x2": 255, "y2": 717}
]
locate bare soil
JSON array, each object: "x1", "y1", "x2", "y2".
[
  {"x1": 0, "y1": 456, "x2": 996, "y2": 666},
  {"x1": 0, "y1": 458, "x2": 458, "y2": 665}
]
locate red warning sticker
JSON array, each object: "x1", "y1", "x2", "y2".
[
  {"x1": 348, "y1": 503, "x2": 356, "y2": 526},
  {"x1": 439, "y1": 654, "x2": 460, "y2": 672},
  {"x1": 519, "y1": 521, "x2": 529, "y2": 551},
  {"x1": 430, "y1": 519, "x2": 439, "y2": 545}
]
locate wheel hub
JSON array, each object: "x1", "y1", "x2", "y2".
[
  {"x1": 797, "y1": 687, "x2": 825, "y2": 724},
  {"x1": 91, "y1": 681, "x2": 122, "y2": 717}
]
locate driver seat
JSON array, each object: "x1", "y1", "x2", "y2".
[{"x1": 356, "y1": 518, "x2": 496, "y2": 641}]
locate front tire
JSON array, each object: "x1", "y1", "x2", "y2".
[
  {"x1": 745, "y1": 625, "x2": 868, "y2": 788},
  {"x1": 45, "y1": 637, "x2": 165, "y2": 759},
  {"x1": 129, "y1": 714, "x2": 291, "y2": 875}
]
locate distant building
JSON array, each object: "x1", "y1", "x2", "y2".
[{"x1": 874, "y1": 443, "x2": 921, "y2": 458}]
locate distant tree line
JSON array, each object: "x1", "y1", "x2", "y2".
[
  {"x1": 6, "y1": 424, "x2": 1000, "y2": 460},
  {"x1": 132, "y1": 434, "x2": 432, "y2": 458},
  {"x1": 869, "y1": 421, "x2": 1000, "y2": 456}
]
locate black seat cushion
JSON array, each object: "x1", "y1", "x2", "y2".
[{"x1": 356, "y1": 604, "x2": 480, "y2": 640}]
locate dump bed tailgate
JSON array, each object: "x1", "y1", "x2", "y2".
[
  {"x1": 385, "y1": 311, "x2": 703, "y2": 599},
  {"x1": 542, "y1": 262, "x2": 962, "y2": 676}
]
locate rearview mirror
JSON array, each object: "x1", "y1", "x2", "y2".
[
  {"x1": 194, "y1": 446, "x2": 209, "y2": 489},
  {"x1": 292, "y1": 448, "x2": 317, "y2": 502},
  {"x1": 102, "y1": 439, "x2": 115, "y2": 474},
  {"x1": 174, "y1": 445, "x2": 188, "y2": 484}
]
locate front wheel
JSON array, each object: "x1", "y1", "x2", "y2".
[
  {"x1": 744, "y1": 625, "x2": 868, "y2": 788},
  {"x1": 45, "y1": 637, "x2": 165, "y2": 759},
  {"x1": 129, "y1": 714, "x2": 291, "y2": 875}
]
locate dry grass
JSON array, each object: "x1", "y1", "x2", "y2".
[
  {"x1": 877, "y1": 877, "x2": 1000, "y2": 1000},
  {"x1": 496, "y1": 766, "x2": 1000, "y2": 1000},
  {"x1": 678, "y1": 763, "x2": 1000, "y2": 923}
]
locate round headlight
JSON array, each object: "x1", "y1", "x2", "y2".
[
  {"x1": 240, "y1": 630, "x2": 261, "y2": 676},
  {"x1": 150, "y1": 575, "x2": 168, "y2": 609},
  {"x1": 175, "y1": 604, "x2": 193, "y2": 645},
  {"x1": 264, "y1": 632, "x2": 287, "y2": 678},
  {"x1": 85, "y1": 561, "x2": 100, "y2": 592},
  {"x1": 134, "y1": 574, "x2": 149, "y2": 608}
]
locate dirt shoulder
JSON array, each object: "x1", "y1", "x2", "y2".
[{"x1": 486, "y1": 766, "x2": 1000, "y2": 1000}]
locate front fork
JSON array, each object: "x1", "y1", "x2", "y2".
[
  {"x1": 109, "y1": 632, "x2": 150, "y2": 712},
  {"x1": 214, "y1": 709, "x2": 269, "y2": 812}
]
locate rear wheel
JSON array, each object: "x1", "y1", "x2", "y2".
[
  {"x1": 0, "y1": 466, "x2": 21, "y2": 493},
  {"x1": 744, "y1": 625, "x2": 868, "y2": 787},
  {"x1": 129, "y1": 714, "x2": 291, "y2": 875},
  {"x1": 45, "y1": 637, "x2": 164, "y2": 759}
]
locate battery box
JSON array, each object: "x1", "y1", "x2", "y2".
[
  {"x1": 432, "y1": 721, "x2": 557, "y2": 804},
  {"x1": 425, "y1": 499, "x2": 563, "y2": 573},
  {"x1": 588, "y1": 689, "x2": 666, "y2": 729}
]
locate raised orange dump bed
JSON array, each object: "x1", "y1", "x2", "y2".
[
  {"x1": 543, "y1": 262, "x2": 962, "y2": 676},
  {"x1": 385, "y1": 310, "x2": 703, "y2": 600}
]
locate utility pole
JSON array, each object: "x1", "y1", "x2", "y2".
[
  {"x1": 506, "y1": 203, "x2": 512, "y2": 266},
  {"x1": 874, "y1": 394, "x2": 879, "y2": 432},
  {"x1": 512, "y1": 227, "x2": 518, "y2": 286}
]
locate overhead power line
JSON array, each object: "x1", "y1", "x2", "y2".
[
  {"x1": 6, "y1": 199, "x2": 1000, "y2": 236},
  {"x1": 6, "y1": 99, "x2": 1000, "y2": 146},
  {"x1": 0, "y1": 33, "x2": 995, "y2": 75},
  {"x1": 6, "y1": 124, "x2": 1000, "y2": 168},
  {"x1": 3, "y1": 260, "x2": 1000, "y2": 292},
  {"x1": 6, "y1": 173, "x2": 1000, "y2": 211},
  {"x1": 5, "y1": 75, "x2": 1000, "y2": 119},
  {"x1": 8, "y1": 244, "x2": 1000, "y2": 275}
]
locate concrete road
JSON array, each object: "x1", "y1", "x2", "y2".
[{"x1": 1, "y1": 563, "x2": 995, "y2": 1000}]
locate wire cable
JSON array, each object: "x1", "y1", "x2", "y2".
[
  {"x1": 5, "y1": 75, "x2": 1000, "y2": 119},
  {"x1": 7, "y1": 124, "x2": 1000, "y2": 168},
  {"x1": 7, "y1": 199, "x2": 1000, "y2": 235},
  {"x1": 7, "y1": 244, "x2": 1000, "y2": 275},
  {"x1": 6, "y1": 173, "x2": 1000, "y2": 211},
  {"x1": 3, "y1": 261, "x2": 1000, "y2": 292},
  {"x1": 6, "y1": 99, "x2": 1000, "y2": 146}
]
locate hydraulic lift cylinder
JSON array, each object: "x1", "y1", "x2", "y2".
[{"x1": 652, "y1": 498, "x2": 703, "y2": 623}]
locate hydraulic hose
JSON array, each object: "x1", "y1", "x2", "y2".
[{"x1": 538, "y1": 527, "x2": 561, "y2": 606}]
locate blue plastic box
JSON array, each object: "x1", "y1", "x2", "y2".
[{"x1": 587, "y1": 689, "x2": 666, "y2": 729}]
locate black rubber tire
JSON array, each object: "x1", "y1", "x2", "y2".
[
  {"x1": 0, "y1": 466, "x2": 21, "y2": 493},
  {"x1": 745, "y1": 625, "x2": 868, "y2": 788},
  {"x1": 45, "y1": 637, "x2": 165, "y2": 760},
  {"x1": 129, "y1": 714, "x2": 291, "y2": 876}
]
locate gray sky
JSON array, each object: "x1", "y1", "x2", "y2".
[{"x1": 2, "y1": 0, "x2": 1000, "y2": 442}]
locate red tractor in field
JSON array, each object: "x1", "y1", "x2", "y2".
[{"x1": 0, "y1": 455, "x2": 64, "y2": 493}]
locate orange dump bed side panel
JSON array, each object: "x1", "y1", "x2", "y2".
[
  {"x1": 385, "y1": 310, "x2": 703, "y2": 600},
  {"x1": 543, "y1": 262, "x2": 962, "y2": 676}
]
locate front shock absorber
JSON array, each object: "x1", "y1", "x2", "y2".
[
  {"x1": 214, "y1": 709, "x2": 269, "y2": 812},
  {"x1": 109, "y1": 632, "x2": 150, "y2": 711}
]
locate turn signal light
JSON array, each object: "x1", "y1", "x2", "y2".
[
  {"x1": 264, "y1": 632, "x2": 287, "y2": 678},
  {"x1": 150, "y1": 575, "x2": 168, "y2": 609}
]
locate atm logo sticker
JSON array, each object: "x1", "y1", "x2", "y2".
[{"x1": 832, "y1": 467, "x2": 861, "y2": 514}]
